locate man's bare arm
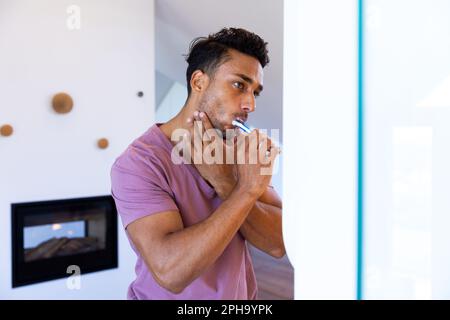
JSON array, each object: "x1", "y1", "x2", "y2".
[
  {"x1": 127, "y1": 186, "x2": 258, "y2": 294},
  {"x1": 239, "y1": 187, "x2": 284, "y2": 257},
  {"x1": 216, "y1": 182, "x2": 285, "y2": 258}
]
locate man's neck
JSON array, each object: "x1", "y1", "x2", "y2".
[{"x1": 159, "y1": 100, "x2": 196, "y2": 145}]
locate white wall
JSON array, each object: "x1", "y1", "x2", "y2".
[
  {"x1": 0, "y1": 0, "x2": 155, "y2": 299},
  {"x1": 155, "y1": 81, "x2": 186, "y2": 123},
  {"x1": 284, "y1": 0, "x2": 358, "y2": 299},
  {"x1": 155, "y1": 70, "x2": 175, "y2": 107}
]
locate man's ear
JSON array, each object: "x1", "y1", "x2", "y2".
[{"x1": 190, "y1": 70, "x2": 210, "y2": 93}]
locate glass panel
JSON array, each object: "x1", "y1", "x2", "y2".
[
  {"x1": 363, "y1": 0, "x2": 450, "y2": 299},
  {"x1": 22, "y1": 209, "x2": 107, "y2": 262},
  {"x1": 24, "y1": 221, "x2": 85, "y2": 249}
]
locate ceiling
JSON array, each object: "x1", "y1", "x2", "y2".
[{"x1": 155, "y1": 0, "x2": 283, "y2": 135}]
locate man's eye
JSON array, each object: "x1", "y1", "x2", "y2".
[
  {"x1": 254, "y1": 92, "x2": 260, "y2": 98},
  {"x1": 233, "y1": 82, "x2": 244, "y2": 90}
]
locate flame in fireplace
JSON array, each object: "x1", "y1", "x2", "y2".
[{"x1": 52, "y1": 224, "x2": 62, "y2": 231}]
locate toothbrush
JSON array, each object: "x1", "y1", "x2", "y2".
[{"x1": 231, "y1": 119, "x2": 252, "y2": 133}]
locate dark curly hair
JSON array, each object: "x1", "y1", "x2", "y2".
[{"x1": 184, "y1": 27, "x2": 270, "y2": 96}]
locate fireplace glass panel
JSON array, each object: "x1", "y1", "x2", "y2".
[{"x1": 12, "y1": 196, "x2": 117, "y2": 287}]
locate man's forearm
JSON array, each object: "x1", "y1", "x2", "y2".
[
  {"x1": 155, "y1": 185, "x2": 258, "y2": 293},
  {"x1": 215, "y1": 180, "x2": 285, "y2": 258},
  {"x1": 239, "y1": 200, "x2": 284, "y2": 258}
]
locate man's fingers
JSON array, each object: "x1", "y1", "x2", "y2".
[
  {"x1": 194, "y1": 111, "x2": 211, "y2": 140},
  {"x1": 199, "y1": 112, "x2": 213, "y2": 129},
  {"x1": 199, "y1": 111, "x2": 222, "y2": 141},
  {"x1": 193, "y1": 116, "x2": 202, "y2": 145},
  {"x1": 186, "y1": 116, "x2": 195, "y2": 137},
  {"x1": 253, "y1": 130, "x2": 272, "y2": 152}
]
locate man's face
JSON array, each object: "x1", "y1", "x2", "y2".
[{"x1": 197, "y1": 49, "x2": 264, "y2": 135}]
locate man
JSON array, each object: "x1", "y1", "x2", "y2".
[{"x1": 111, "y1": 27, "x2": 284, "y2": 300}]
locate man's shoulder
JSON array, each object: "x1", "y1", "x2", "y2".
[{"x1": 112, "y1": 128, "x2": 173, "y2": 177}]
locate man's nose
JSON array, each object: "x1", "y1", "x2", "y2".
[{"x1": 241, "y1": 95, "x2": 256, "y2": 113}]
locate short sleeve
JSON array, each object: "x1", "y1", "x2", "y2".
[{"x1": 110, "y1": 155, "x2": 179, "y2": 229}]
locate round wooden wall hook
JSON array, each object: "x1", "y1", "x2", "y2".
[
  {"x1": 52, "y1": 92, "x2": 73, "y2": 114},
  {"x1": 97, "y1": 138, "x2": 109, "y2": 149},
  {"x1": 0, "y1": 124, "x2": 13, "y2": 137}
]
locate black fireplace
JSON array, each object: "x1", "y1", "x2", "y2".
[{"x1": 11, "y1": 195, "x2": 118, "y2": 288}]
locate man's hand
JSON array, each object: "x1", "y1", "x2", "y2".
[
  {"x1": 234, "y1": 128, "x2": 279, "y2": 198},
  {"x1": 186, "y1": 111, "x2": 279, "y2": 199},
  {"x1": 186, "y1": 111, "x2": 236, "y2": 197}
]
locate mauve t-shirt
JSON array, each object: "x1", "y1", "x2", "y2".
[{"x1": 110, "y1": 123, "x2": 257, "y2": 300}]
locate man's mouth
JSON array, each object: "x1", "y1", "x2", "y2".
[
  {"x1": 234, "y1": 116, "x2": 248, "y2": 124},
  {"x1": 231, "y1": 119, "x2": 252, "y2": 133}
]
